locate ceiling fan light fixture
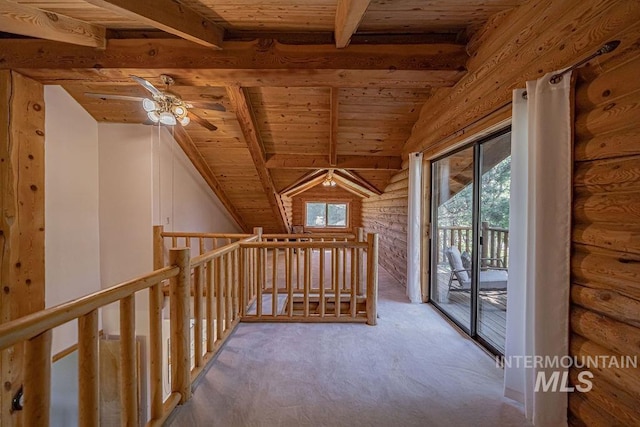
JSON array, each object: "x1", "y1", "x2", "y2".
[
  {"x1": 179, "y1": 116, "x2": 191, "y2": 126},
  {"x1": 159, "y1": 111, "x2": 177, "y2": 126},
  {"x1": 173, "y1": 105, "x2": 186, "y2": 116},
  {"x1": 143, "y1": 98, "x2": 158, "y2": 112},
  {"x1": 147, "y1": 111, "x2": 160, "y2": 123}
]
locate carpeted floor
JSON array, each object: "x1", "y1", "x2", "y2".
[{"x1": 167, "y1": 266, "x2": 530, "y2": 427}]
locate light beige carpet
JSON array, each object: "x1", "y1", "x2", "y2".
[{"x1": 167, "y1": 266, "x2": 530, "y2": 427}]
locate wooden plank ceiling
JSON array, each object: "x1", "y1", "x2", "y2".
[{"x1": 0, "y1": 0, "x2": 524, "y2": 233}]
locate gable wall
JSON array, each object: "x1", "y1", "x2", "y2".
[{"x1": 291, "y1": 185, "x2": 362, "y2": 232}]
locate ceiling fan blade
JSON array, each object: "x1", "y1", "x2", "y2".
[
  {"x1": 85, "y1": 93, "x2": 145, "y2": 102},
  {"x1": 186, "y1": 101, "x2": 226, "y2": 112},
  {"x1": 130, "y1": 75, "x2": 163, "y2": 97},
  {"x1": 188, "y1": 111, "x2": 217, "y2": 131}
]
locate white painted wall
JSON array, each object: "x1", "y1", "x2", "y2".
[
  {"x1": 153, "y1": 127, "x2": 240, "y2": 248},
  {"x1": 44, "y1": 87, "x2": 243, "y2": 422},
  {"x1": 44, "y1": 86, "x2": 101, "y2": 356}
]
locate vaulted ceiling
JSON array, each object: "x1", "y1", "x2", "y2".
[{"x1": 0, "y1": 0, "x2": 525, "y2": 232}]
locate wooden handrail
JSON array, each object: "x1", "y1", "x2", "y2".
[
  {"x1": 262, "y1": 233, "x2": 355, "y2": 239},
  {"x1": 190, "y1": 235, "x2": 258, "y2": 267},
  {"x1": 161, "y1": 232, "x2": 252, "y2": 239},
  {"x1": 0, "y1": 266, "x2": 178, "y2": 351},
  {"x1": 241, "y1": 241, "x2": 367, "y2": 249}
]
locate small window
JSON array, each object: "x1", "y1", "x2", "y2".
[{"x1": 305, "y1": 202, "x2": 348, "y2": 228}]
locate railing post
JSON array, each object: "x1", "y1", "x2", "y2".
[
  {"x1": 24, "y1": 330, "x2": 52, "y2": 427},
  {"x1": 366, "y1": 233, "x2": 379, "y2": 326},
  {"x1": 253, "y1": 227, "x2": 263, "y2": 241},
  {"x1": 169, "y1": 247, "x2": 191, "y2": 404},
  {"x1": 150, "y1": 225, "x2": 164, "y2": 420},
  {"x1": 153, "y1": 225, "x2": 164, "y2": 268}
]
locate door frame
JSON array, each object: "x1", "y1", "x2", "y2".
[{"x1": 428, "y1": 126, "x2": 511, "y2": 356}]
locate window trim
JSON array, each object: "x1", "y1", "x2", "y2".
[{"x1": 304, "y1": 200, "x2": 350, "y2": 229}]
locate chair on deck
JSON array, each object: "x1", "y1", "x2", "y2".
[{"x1": 445, "y1": 246, "x2": 508, "y2": 293}]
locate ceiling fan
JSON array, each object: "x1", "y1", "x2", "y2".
[{"x1": 85, "y1": 74, "x2": 225, "y2": 131}]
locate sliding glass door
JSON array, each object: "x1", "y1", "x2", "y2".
[{"x1": 429, "y1": 129, "x2": 511, "y2": 354}]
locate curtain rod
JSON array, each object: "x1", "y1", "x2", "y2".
[{"x1": 418, "y1": 40, "x2": 621, "y2": 155}]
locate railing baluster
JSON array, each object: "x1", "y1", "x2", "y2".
[
  {"x1": 120, "y1": 295, "x2": 137, "y2": 426},
  {"x1": 193, "y1": 265, "x2": 203, "y2": 368},
  {"x1": 206, "y1": 259, "x2": 215, "y2": 350},
  {"x1": 287, "y1": 246, "x2": 294, "y2": 317},
  {"x1": 225, "y1": 253, "x2": 232, "y2": 328},
  {"x1": 239, "y1": 248, "x2": 246, "y2": 318},
  {"x1": 24, "y1": 330, "x2": 52, "y2": 427},
  {"x1": 296, "y1": 238, "x2": 302, "y2": 290},
  {"x1": 232, "y1": 249, "x2": 239, "y2": 320},
  {"x1": 216, "y1": 256, "x2": 224, "y2": 341},
  {"x1": 357, "y1": 228, "x2": 365, "y2": 296},
  {"x1": 257, "y1": 246, "x2": 263, "y2": 317},
  {"x1": 78, "y1": 309, "x2": 99, "y2": 426},
  {"x1": 272, "y1": 247, "x2": 278, "y2": 318},
  {"x1": 334, "y1": 240, "x2": 341, "y2": 318},
  {"x1": 366, "y1": 233, "x2": 379, "y2": 326},
  {"x1": 319, "y1": 240, "x2": 325, "y2": 317},
  {"x1": 342, "y1": 245, "x2": 347, "y2": 291},
  {"x1": 304, "y1": 246, "x2": 310, "y2": 317},
  {"x1": 351, "y1": 247, "x2": 357, "y2": 318},
  {"x1": 199, "y1": 237, "x2": 204, "y2": 255}
]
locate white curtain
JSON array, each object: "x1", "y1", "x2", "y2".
[
  {"x1": 504, "y1": 71, "x2": 573, "y2": 427},
  {"x1": 407, "y1": 152, "x2": 423, "y2": 303}
]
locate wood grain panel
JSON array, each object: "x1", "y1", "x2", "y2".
[{"x1": 359, "y1": 0, "x2": 523, "y2": 34}]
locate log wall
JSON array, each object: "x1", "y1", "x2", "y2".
[
  {"x1": 569, "y1": 48, "x2": 640, "y2": 426},
  {"x1": 291, "y1": 185, "x2": 362, "y2": 232},
  {"x1": 361, "y1": 1, "x2": 640, "y2": 424},
  {"x1": 362, "y1": 169, "x2": 408, "y2": 284}
]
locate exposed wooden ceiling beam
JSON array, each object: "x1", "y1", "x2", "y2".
[
  {"x1": 335, "y1": 170, "x2": 382, "y2": 195},
  {"x1": 284, "y1": 174, "x2": 329, "y2": 198},
  {"x1": 335, "y1": 0, "x2": 371, "y2": 48},
  {"x1": 0, "y1": 0, "x2": 106, "y2": 48},
  {"x1": 15, "y1": 68, "x2": 463, "y2": 88},
  {"x1": 332, "y1": 175, "x2": 373, "y2": 198},
  {"x1": 280, "y1": 170, "x2": 327, "y2": 195},
  {"x1": 0, "y1": 37, "x2": 467, "y2": 70},
  {"x1": 266, "y1": 154, "x2": 402, "y2": 170},
  {"x1": 329, "y1": 88, "x2": 338, "y2": 167},
  {"x1": 171, "y1": 125, "x2": 248, "y2": 232},
  {"x1": 226, "y1": 85, "x2": 289, "y2": 233},
  {"x1": 83, "y1": 0, "x2": 224, "y2": 49}
]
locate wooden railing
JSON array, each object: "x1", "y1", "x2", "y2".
[
  {"x1": 0, "y1": 259, "x2": 181, "y2": 426},
  {"x1": 0, "y1": 227, "x2": 378, "y2": 426},
  {"x1": 152, "y1": 226, "x2": 257, "y2": 425},
  {"x1": 437, "y1": 222, "x2": 509, "y2": 268},
  {"x1": 240, "y1": 229, "x2": 378, "y2": 325}
]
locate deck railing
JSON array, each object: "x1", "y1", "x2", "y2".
[
  {"x1": 0, "y1": 226, "x2": 378, "y2": 426},
  {"x1": 437, "y1": 222, "x2": 509, "y2": 268}
]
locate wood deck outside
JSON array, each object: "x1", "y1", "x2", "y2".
[{"x1": 433, "y1": 269, "x2": 506, "y2": 353}]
